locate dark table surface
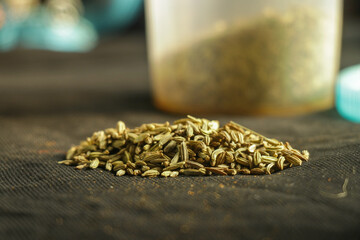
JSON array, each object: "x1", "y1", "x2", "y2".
[{"x1": 0, "y1": 19, "x2": 360, "y2": 240}]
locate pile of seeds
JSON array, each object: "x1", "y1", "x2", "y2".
[{"x1": 59, "y1": 116, "x2": 309, "y2": 177}]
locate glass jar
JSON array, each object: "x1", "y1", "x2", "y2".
[{"x1": 146, "y1": 0, "x2": 343, "y2": 115}]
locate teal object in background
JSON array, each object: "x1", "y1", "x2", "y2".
[
  {"x1": 0, "y1": 4, "x2": 19, "y2": 51},
  {"x1": 21, "y1": 7, "x2": 97, "y2": 53},
  {"x1": 84, "y1": 0, "x2": 143, "y2": 33},
  {"x1": 336, "y1": 64, "x2": 360, "y2": 123},
  {"x1": 0, "y1": 3, "x2": 98, "y2": 53},
  {"x1": 0, "y1": 19, "x2": 18, "y2": 51}
]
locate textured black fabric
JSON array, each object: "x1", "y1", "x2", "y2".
[{"x1": 0, "y1": 34, "x2": 360, "y2": 240}]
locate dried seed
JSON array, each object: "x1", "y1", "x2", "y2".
[
  {"x1": 96, "y1": 131, "x2": 107, "y2": 150},
  {"x1": 161, "y1": 171, "x2": 172, "y2": 177},
  {"x1": 235, "y1": 156, "x2": 250, "y2": 166},
  {"x1": 141, "y1": 152, "x2": 164, "y2": 162},
  {"x1": 248, "y1": 144, "x2": 257, "y2": 153},
  {"x1": 164, "y1": 140, "x2": 177, "y2": 153},
  {"x1": 250, "y1": 168, "x2": 265, "y2": 175},
  {"x1": 58, "y1": 160, "x2": 76, "y2": 166},
  {"x1": 186, "y1": 125, "x2": 194, "y2": 138},
  {"x1": 127, "y1": 133, "x2": 138, "y2": 142},
  {"x1": 117, "y1": 121, "x2": 126, "y2": 134},
  {"x1": 187, "y1": 115, "x2": 202, "y2": 123},
  {"x1": 116, "y1": 169, "x2": 126, "y2": 176},
  {"x1": 170, "y1": 152, "x2": 180, "y2": 165},
  {"x1": 88, "y1": 151, "x2": 103, "y2": 158},
  {"x1": 149, "y1": 158, "x2": 168, "y2": 164},
  {"x1": 196, "y1": 157, "x2": 205, "y2": 163},
  {"x1": 239, "y1": 168, "x2": 250, "y2": 175},
  {"x1": 126, "y1": 161, "x2": 136, "y2": 169},
  {"x1": 284, "y1": 141, "x2": 293, "y2": 150},
  {"x1": 220, "y1": 131, "x2": 232, "y2": 143},
  {"x1": 205, "y1": 167, "x2": 227, "y2": 176},
  {"x1": 193, "y1": 135, "x2": 204, "y2": 141},
  {"x1": 163, "y1": 161, "x2": 185, "y2": 171},
  {"x1": 265, "y1": 144, "x2": 284, "y2": 151},
  {"x1": 173, "y1": 136, "x2": 186, "y2": 142},
  {"x1": 141, "y1": 165, "x2": 150, "y2": 172},
  {"x1": 134, "y1": 133, "x2": 150, "y2": 144},
  {"x1": 285, "y1": 155, "x2": 302, "y2": 166},
  {"x1": 126, "y1": 168, "x2": 134, "y2": 175},
  {"x1": 211, "y1": 148, "x2": 225, "y2": 164},
  {"x1": 144, "y1": 136, "x2": 152, "y2": 144},
  {"x1": 216, "y1": 152, "x2": 226, "y2": 165},
  {"x1": 277, "y1": 156, "x2": 285, "y2": 170},
  {"x1": 107, "y1": 155, "x2": 122, "y2": 163},
  {"x1": 113, "y1": 162, "x2": 126, "y2": 171},
  {"x1": 112, "y1": 139, "x2": 126, "y2": 149},
  {"x1": 105, "y1": 128, "x2": 120, "y2": 139},
  {"x1": 266, "y1": 138, "x2": 281, "y2": 145},
  {"x1": 266, "y1": 163, "x2": 275, "y2": 175},
  {"x1": 142, "y1": 169, "x2": 160, "y2": 177},
  {"x1": 253, "y1": 151, "x2": 262, "y2": 166},
  {"x1": 226, "y1": 122, "x2": 245, "y2": 133},
  {"x1": 187, "y1": 140, "x2": 207, "y2": 153},
  {"x1": 170, "y1": 171, "x2": 179, "y2": 177},
  {"x1": 89, "y1": 158, "x2": 99, "y2": 169},
  {"x1": 66, "y1": 146, "x2": 77, "y2": 160},
  {"x1": 105, "y1": 162, "x2": 112, "y2": 171},
  {"x1": 135, "y1": 160, "x2": 147, "y2": 167},
  {"x1": 225, "y1": 169, "x2": 237, "y2": 175},
  {"x1": 302, "y1": 150, "x2": 310, "y2": 161},
  {"x1": 135, "y1": 146, "x2": 142, "y2": 155},
  {"x1": 75, "y1": 163, "x2": 87, "y2": 170},
  {"x1": 179, "y1": 141, "x2": 189, "y2": 162},
  {"x1": 204, "y1": 135, "x2": 211, "y2": 146},
  {"x1": 225, "y1": 152, "x2": 234, "y2": 163},
  {"x1": 185, "y1": 160, "x2": 204, "y2": 169},
  {"x1": 143, "y1": 144, "x2": 151, "y2": 151},
  {"x1": 261, "y1": 155, "x2": 278, "y2": 163},
  {"x1": 159, "y1": 132, "x2": 173, "y2": 146},
  {"x1": 180, "y1": 168, "x2": 206, "y2": 176}
]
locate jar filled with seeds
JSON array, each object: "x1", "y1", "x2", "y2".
[{"x1": 146, "y1": 0, "x2": 343, "y2": 115}]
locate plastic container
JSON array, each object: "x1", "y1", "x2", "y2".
[{"x1": 146, "y1": 0, "x2": 343, "y2": 115}]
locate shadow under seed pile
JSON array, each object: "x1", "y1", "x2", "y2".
[{"x1": 59, "y1": 116, "x2": 309, "y2": 177}]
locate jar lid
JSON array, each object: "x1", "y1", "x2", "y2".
[{"x1": 336, "y1": 64, "x2": 360, "y2": 123}]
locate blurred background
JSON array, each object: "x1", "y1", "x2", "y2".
[{"x1": 0, "y1": 0, "x2": 359, "y2": 117}]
